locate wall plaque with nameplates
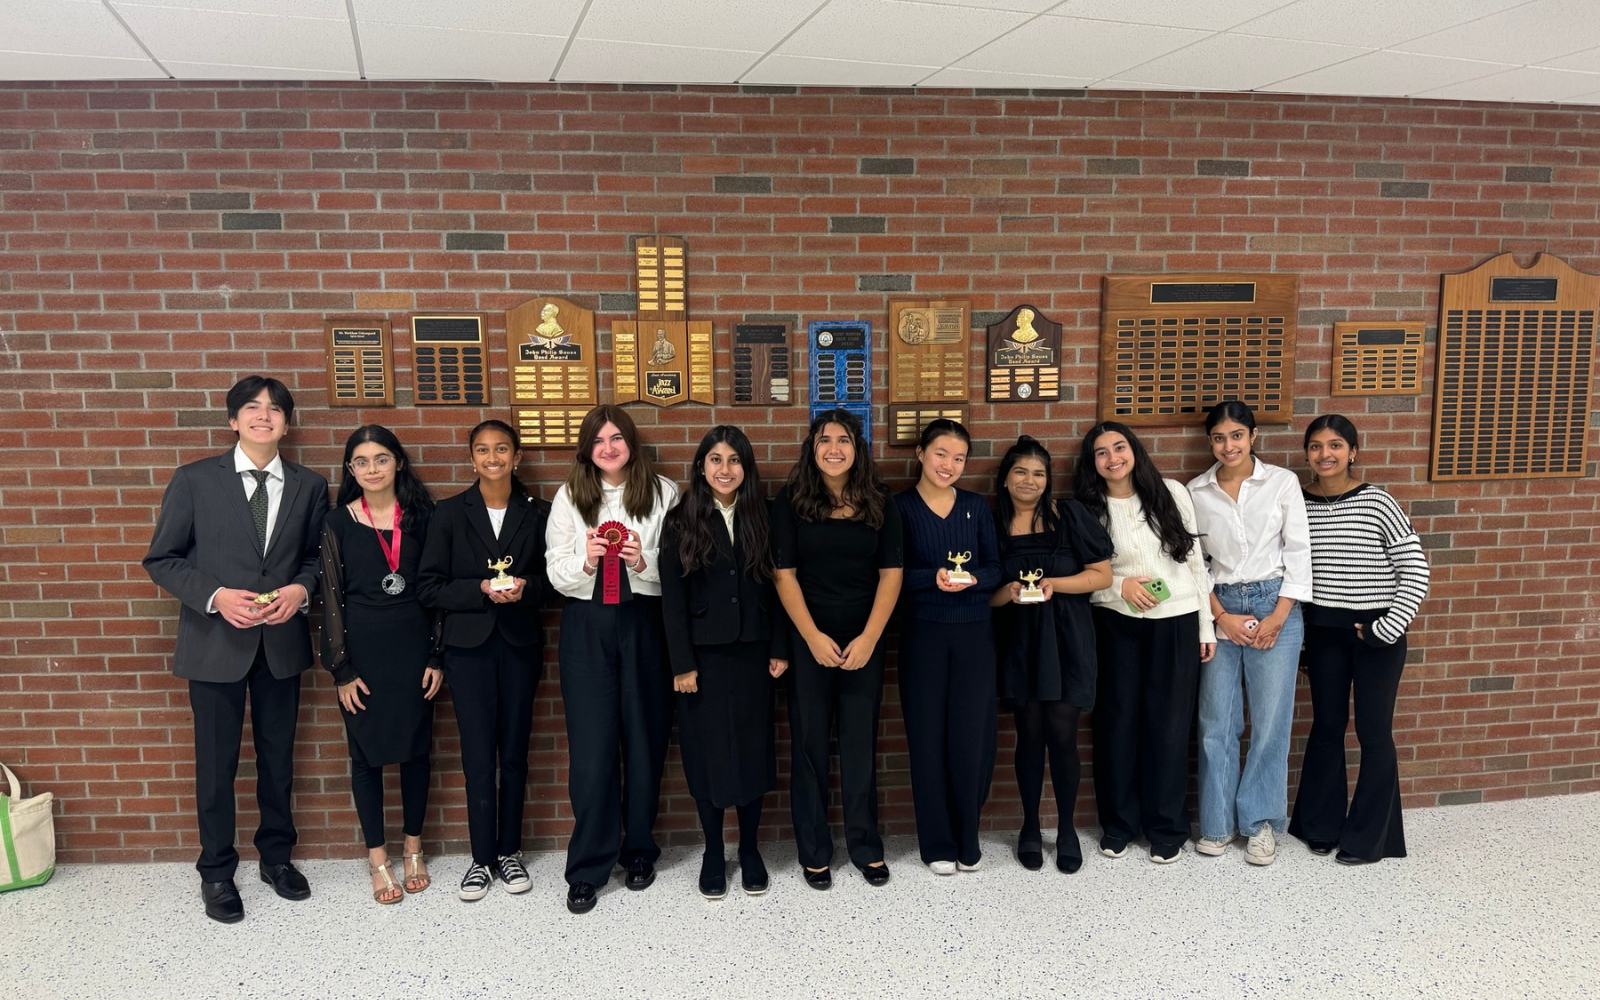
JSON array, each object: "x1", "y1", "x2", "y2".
[
  {"x1": 613, "y1": 235, "x2": 712, "y2": 406},
  {"x1": 324, "y1": 318, "x2": 392, "y2": 408},
  {"x1": 411, "y1": 314, "x2": 487, "y2": 405},
  {"x1": 1098, "y1": 274, "x2": 1297, "y2": 426},
  {"x1": 1431, "y1": 252, "x2": 1599, "y2": 482},
  {"x1": 889, "y1": 299, "x2": 971, "y2": 404},
  {"x1": 731, "y1": 323, "x2": 792, "y2": 406},
  {"x1": 505, "y1": 296, "x2": 595, "y2": 447},
  {"x1": 808, "y1": 320, "x2": 873, "y2": 443},
  {"x1": 889, "y1": 403, "x2": 968, "y2": 447},
  {"x1": 1331, "y1": 321, "x2": 1424, "y2": 396},
  {"x1": 986, "y1": 304, "x2": 1061, "y2": 402}
]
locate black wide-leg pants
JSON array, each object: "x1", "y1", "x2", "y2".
[{"x1": 443, "y1": 629, "x2": 541, "y2": 867}]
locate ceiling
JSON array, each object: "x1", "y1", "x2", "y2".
[{"x1": 3, "y1": 0, "x2": 1600, "y2": 106}]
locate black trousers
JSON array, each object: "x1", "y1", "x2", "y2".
[
  {"x1": 900, "y1": 619, "x2": 997, "y2": 866},
  {"x1": 443, "y1": 629, "x2": 541, "y2": 867},
  {"x1": 787, "y1": 624, "x2": 886, "y2": 870},
  {"x1": 1013, "y1": 699, "x2": 1082, "y2": 856},
  {"x1": 1290, "y1": 623, "x2": 1408, "y2": 860},
  {"x1": 349, "y1": 746, "x2": 430, "y2": 851},
  {"x1": 188, "y1": 645, "x2": 302, "y2": 882},
  {"x1": 558, "y1": 597, "x2": 671, "y2": 887},
  {"x1": 1091, "y1": 608, "x2": 1201, "y2": 850}
]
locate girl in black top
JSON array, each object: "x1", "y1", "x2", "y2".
[
  {"x1": 320, "y1": 425, "x2": 439, "y2": 904},
  {"x1": 990, "y1": 436, "x2": 1112, "y2": 873},
  {"x1": 416, "y1": 420, "x2": 549, "y2": 903},
  {"x1": 660, "y1": 426, "x2": 788, "y2": 899},
  {"x1": 771, "y1": 409, "x2": 904, "y2": 889}
]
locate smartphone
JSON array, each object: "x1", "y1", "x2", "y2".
[{"x1": 1126, "y1": 577, "x2": 1171, "y2": 614}]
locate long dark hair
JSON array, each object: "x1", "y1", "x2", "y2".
[
  {"x1": 666, "y1": 426, "x2": 772, "y2": 580},
  {"x1": 468, "y1": 419, "x2": 530, "y2": 500},
  {"x1": 335, "y1": 424, "x2": 434, "y2": 530},
  {"x1": 994, "y1": 435, "x2": 1058, "y2": 537},
  {"x1": 1075, "y1": 421, "x2": 1196, "y2": 563},
  {"x1": 786, "y1": 409, "x2": 886, "y2": 529},
  {"x1": 565, "y1": 404, "x2": 661, "y2": 526}
]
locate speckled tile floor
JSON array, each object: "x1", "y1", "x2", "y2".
[{"x1": 4, "y1": 792, "x2": 1597, "y2": 1000}]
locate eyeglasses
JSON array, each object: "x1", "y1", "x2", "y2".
[{"x1": 349, "y1": 455, "x2": 395, "y2": 471}]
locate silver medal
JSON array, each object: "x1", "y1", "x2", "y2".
[{"x1": 381, "y1": 572, "x2": 405, "y2": 596}]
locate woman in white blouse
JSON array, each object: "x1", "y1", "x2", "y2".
[
  {"x1": 545, "y1": 404, "x2": 679, "y2": 914},
  {"x1": 1186, "y1": 401, "x2": 1312, "y2": 868}
]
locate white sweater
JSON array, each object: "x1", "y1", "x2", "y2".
[
  {"x1": 1090, "y1": 478, "x2": 1216, "y2": 644},
  {"x1": 546, "y1": 475, "x2": 678, "y2": 600}
]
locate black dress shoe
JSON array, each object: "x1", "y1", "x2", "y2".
[
  {"x1": 699, "y1": 856, "x2": 727, "y2": 900},
  {"x1": 624, "y1": 856, "x2": 656, "y2": 891},
  {"x1": 739, "y1": 852, "x2": 769, "y2": 895},
  {"x1": 855, "y1": 862, "x2": 891, "y2": 886},
  {"x1": 566, "y1": 881, "x2": 597, "y2": 914},
  {"x1": 1335, "y1": 850, "x2": 1377, "y2": 866},
  {"x1": 1056, "y1": 850, "x2": 1083, "y2": 874},
  {"x1": 1309, "y1": 840, "x2": 1337, "y2": 856},
  {"x1": 258, "y1": 862, "x2": 310, "y2": 901},
  {"x1": 200, "y1": 879, "x2": 243, "y2": 924},
  {"x1": 802, "y1": 866, "x2": 832, "y2": 890}
]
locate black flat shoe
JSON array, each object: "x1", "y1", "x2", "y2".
[
  {"x1": 566, "y1": 881, "x2": 597, "y2": 914},
  {"x1": 740, "y1": 852, "x2": 769, "y2": 895},
  {"x1": 624, "y1": 857, "x2": 656, "y2": 891},
  {"x1": 699, "y1": 854, "x2": 727, "y2": 899},
  {"x1": 1335, "y1": 850, "x2": 1377, "y2": 866},
  {"x1": 855, "y1": 862, "x2": 890, "y2": 887},
  {"x1": 258, "y1": 862, "x2": 310, "y2": 901},
  {"x1": 200, "y1": 879, "x2": 243, "y2": 923},
  {"x1": 1018, "y1": 847, "x2": 1044, "y2": 871},
  {"x1": 1056, "y1": 850, "x2": 1083, "y2": 874},
  {"x1": 1309, "y1": 840, "x2": 1337, "y2": 856},
  {"x1": 802, "y1": 866, "x2": 832, "y2": 890}
]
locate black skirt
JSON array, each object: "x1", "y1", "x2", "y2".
[{"x1": 675, "y1": 640, "x2": 776, "y2": 808}]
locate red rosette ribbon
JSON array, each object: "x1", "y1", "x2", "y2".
[{"x1": 597, "y1": 520, "x2": 629, "y2": 605}]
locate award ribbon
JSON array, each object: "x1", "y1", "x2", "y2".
[
  {"x1": 360, "y1": 496, "x2": 405, "y2": 595},
  {"x1": 597, "y1": 520, "x2": 628, "y2": 605}
]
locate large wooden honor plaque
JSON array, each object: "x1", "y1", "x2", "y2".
[
  {"x1": 506, "y1": 296, "x2": 595, "y2": 447},
  {"x1": 889, "y1": 299, "x2": 970, "y2": 404},
  {"x1": 986, "y1": 305, "x2": 1061, "y2": 402},
  {"x1": 324, "y1": 318, "x2": 392, "y2": 408},
  {"x1": 613, "y1": 235, "x2": 712, "y2": 406}
]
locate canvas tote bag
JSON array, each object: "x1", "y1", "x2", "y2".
[{"x1": 0, "y1": 760, "x2": 55, "y2": 891}]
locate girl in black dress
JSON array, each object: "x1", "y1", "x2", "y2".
[
  {"x1": 320, "y1": 425, "x2": 439, "y2": 904},
  {"x1": 771, "y1": 409, "x2": 903, "y2": 889},
  {"x1": 989, "y1": 436, "x2": 1112, "y2": 873},
  {"x1": 660, "y1": 426, "x2": 788, "y2": 899}
]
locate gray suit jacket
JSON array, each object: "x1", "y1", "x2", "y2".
[{"x1": 143, "y1": 450, "x2": 330, "y2": 683}]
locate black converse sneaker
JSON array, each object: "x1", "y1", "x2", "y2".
[
  {"x1": 458, "y1": 863, "x2": 492, "y2": 901},
  {"x1": 495, "y1": 854, "x2": 532, "y2": 894}
]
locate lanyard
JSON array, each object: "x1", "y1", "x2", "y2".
[{"x1": 359, "y1": 496, "x2": 402, "y2": 573}]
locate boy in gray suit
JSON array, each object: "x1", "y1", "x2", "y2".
[{"x1": 143, "y1": 376, "x2": 329, "y2": 923}]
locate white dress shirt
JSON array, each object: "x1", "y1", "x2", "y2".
[
  {"x1": 546, "y1": 475, "x2": 679, "y2": 600},
  {"x1": 714, "y1": 497, "x2": 736, "y2": 542},
  {"x1": 1186, "y1": 457, "x2": 1313, "y2": 602},
  {"x1": 207, "y1": 444, "x2": 292, "y2": 614}
]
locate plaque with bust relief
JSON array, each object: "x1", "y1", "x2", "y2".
[
  {"x1": 506, "y1": 296, "x2": 595, "y2": 446},
  {"x1": 986, "y1": 304, "x2": 1060, "y2": 402},
  {"x1": 612, "y1": 235, "x2": 711, "y2": 406},
  {"x1": 889, "y1": 299, "x2": 970, "y2": 404}
]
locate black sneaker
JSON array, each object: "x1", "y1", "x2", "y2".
[
  {"x1": 1098, "y1": 835, "x2": 1130, "y2": 859},
  {"x1": 494, "y1": 854, "x2": 531, "y2": 894},
  {"x1": 458, "y1": 863, "x2": 492, "y2": 902}
]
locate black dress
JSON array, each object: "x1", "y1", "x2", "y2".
[
  {"x1": 320, "y1": 506, "x2": 434, "y2": 766},
  {"x1": 993, "y1": 500, "x2": 1114, "y2": 711}
]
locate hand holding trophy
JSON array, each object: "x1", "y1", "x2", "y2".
[
  {"x1": 946, "y1": 550, "x2": 974, "y2": 587},
  {"x1": 487, "y1": 556, "x2": 516, "y2": 592},
  {"x1": 1018, "y1": 569, "x2": 1047, "y2": 604}
]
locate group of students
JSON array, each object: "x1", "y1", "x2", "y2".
[{"x1": 145, "y1": 377, "x2": 1430, "y2": 923}]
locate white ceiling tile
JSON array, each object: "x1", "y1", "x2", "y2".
[
  {"x1": 1394, "y1": 0, "x2": 1600, "y2": 65},
  {"x1": 577, "y1": 0, "x2": 811, "y2": 51},
  {"x1": 352, "y1": 0, "x2": 588, "y2": 35},
  {"x1": 1049, "y1": 0, "x2": 1294, "y2": 31},
  {"x1": 1536, "y1": 44, "x2": 1600, "y2": 70},
  {"x1": 1415, "y1": 65, "x2": 1600, "y2": 103},
  {"x1": 921, "y1": 65, "x2": 1095, "y2": 87},
  {"x1": 111, "y1": 5, "x2": 356, "y2": 73},
  {"x1": 0, "y1": 0, "x2": 152, "y2": 60},
  {"x1": 742, "y1": 53, "x2": 937, "y2": 86},
  {"x1": 775, "y1": 0, "x2": 1031, "y2": 66},
  {"x1": 1566, "y1": 88, "x2": 1600, "y2": 105},
  {"x1": 1109, "y1": 31, "x2": 1370, "y2": 91},
  {"x1": 0, "y1": 50, "x2": 166, "y2": 79},
  {"x1": 1263, "y1": 48, "x2": 1517, "y2": 96},
  {"x1": 113, "y1": 0, "x2": 345, "y2": 16},
  {"x1": 915, "y1": 0, "x2": 1065, "y2": 11},
  {"x1": 956, "y1": 16, "x2": 1207, "y2": 80},
  {"x1": 361, "y1": 22, "x2": 568, "y2": 81},
  {"x1": 557, "y1": 38, "x2": 762, "y2": 83},
  {"x1": 164, "y1": 61, "x2": 360, "y2": 79},
  {"x1": 1232, "y1": 0, "x2": 1527, "y2": 48}
]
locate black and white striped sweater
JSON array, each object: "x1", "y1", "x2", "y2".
[{"x1": 1302, "y1": 483, "x2": 1430, "y2": 646}]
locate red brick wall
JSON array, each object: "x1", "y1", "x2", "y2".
[{"x1": 2, "y1": 82, "x2": 1597, "y2": 864}]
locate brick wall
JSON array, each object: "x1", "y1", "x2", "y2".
[{"x1": 2, "y1": 82, "x2": 1597, "y2": 865}]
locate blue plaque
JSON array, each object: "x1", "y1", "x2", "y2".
[{"x1": 807, "y1": 320, "x2": 873, "y2": 444}]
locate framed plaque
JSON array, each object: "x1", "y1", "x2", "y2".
[
  {"x1": 512, "y1": 407, "x2": 587, "y2": 449},
  {"x1": 986, "y1": 305, "x2": 1061, "y2": 402},
  {"x1": 324, "y1": 318, "x2": 392, "y2": 408},
  {"x1": 614, "y1": 235, "x2": 711, "y2": 406},
  {"x1": 731, "y1": 323, "x2": 792, "y2": 406},
  {"x1": 1331, "y1": 321, "x2": 1424, "y2": 397},
  {"x1": 889, "y1": 299, "x2": 970, "y2": 404},
  {"x1": 411, "y1": 314, "x2": 487, "y2": 406},
  {"x1": 890, "y1": 403, "x2": 967, "y2": 446},
  {"x1": 808, "y1": 320, "x2": 873, "y2": 444},
  {"x1": 506, "y1": 296, "x2": 595, "y2": 446}
]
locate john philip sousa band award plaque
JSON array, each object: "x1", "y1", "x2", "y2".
[{"x1": 507, "y1": 296, "x2": 596, "y2": 447}]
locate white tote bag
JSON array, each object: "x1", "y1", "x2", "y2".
[{"x1": 0, "y1": 760, "x2": 55, "y2": 891}]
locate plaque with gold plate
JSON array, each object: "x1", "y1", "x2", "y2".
[
  {"x1": 986, "y1": 305, "x2": 1061, "y2": 402},
  {"x1": 612, "y1": 236, "x2": 713, "y2": 406},
  {"x1": 324, "y1": 318, "x2": 393, "y2": 408},
  {"x1": 507, "y1": 296, "x2": 595, "y2": 447},
  {"x1": 889, "y1": 298, "x2": 971, "y2": 406}
]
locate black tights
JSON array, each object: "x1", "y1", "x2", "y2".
[
  {"x1": 696, "y1": 797, "x2": 764, "y2": 873},
  {"x1": 1013, "y1": 699, "x2": 1082, "y2": 857},
  {"x1": 350, "y1": 750, "x2": 430, "y2": 851}
]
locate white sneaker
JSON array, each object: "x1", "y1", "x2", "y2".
[
  {"x1": 458, "y1": 863, "x2": 492, "y2": 901},
  {"x1": 956, "y1": 859, "x2": 981, "y2": 872},
  {"x1": 927, "y1": 860, "x2": 957, "y2": 875},
  {"x1": 495, "y1": 854, "x2": 532, "y2": 893},
  {"x1": 1194, "y1": 835, "x2": 1234, "y2": 857},
  {"x1": 1245, "y1": 827, "x2": 1277, "y2": 866}
]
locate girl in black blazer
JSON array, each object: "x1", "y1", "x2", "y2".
[
  {"x1": 416, "y1": 419, "x2": 549, "y2": 903},
  {"x1": 660, "y1": 426, "x2": 788, "y2": 900}
]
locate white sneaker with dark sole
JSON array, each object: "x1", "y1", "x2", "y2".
[
  {"x1": 495, "y1": 854, "x2": 532, "y2": 893},
  {"x1": 1194, "y1": 835, "x2": 1234, "y2": 857},
  {"x1": 458, "y1": 863, "x2": 492, "y2": 901}
]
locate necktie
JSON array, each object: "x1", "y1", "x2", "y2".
[{"x1": 248, "y1": 469, "x2": 270, "y2": 548}]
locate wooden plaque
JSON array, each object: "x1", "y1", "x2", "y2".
[
  {"x1": 611, "y1": 321, "x2": 713, "y2": 407},
  {"x1": 889, "y1": 403, "x2": 968, "y2": 446},
  {"x1": 411, "y1": 314, "x2": 487, "y2": 406},
  {"x1": 808, "y1": 320, "x2": 873, "y2": 444},
  {"x1": 1098, "y1": 274, "x2": 1297, "y2": 426},
  {"x1": 1431, "y1": 253, "x2": 1599, "y2": 481},
  {"x1": 1331, "y1": 321, "x2": 1424, "y2": 396},
  {"x1": 505, "y1": 296, "x2": 595, "y2": 445},
  {"x1": 324, "y1": 318, "x2": 392, "y2": 408},
  {"x1": 512, "y1": 407, "x2": 587, "y2": 449},
  {"x1": 731, "y1": 323, "x2": 793, "y2": 406},
  {"x1": 635, "y1": 235, "x2": 686, "y2": 320},
  {"x1": 889, "y1": 299, "x2": 970, "y2": 403},
  {"x1": 986, "y1": 304, "x2": 1061, "y2": 402}
]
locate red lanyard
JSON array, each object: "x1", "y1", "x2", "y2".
[{"x1": 359, "y1": 496, "x2": 402, "y2": 573}]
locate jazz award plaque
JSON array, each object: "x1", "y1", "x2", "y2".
[
  {"x1": 889, "y1": 299, "x2": 970, "y2": 404},
  {"x1": 731, "y1": 322, "x2": 792, "y2": 406},
  {"x1": 507, "y1": 296, "x2": 595, "y2": 447},
  {"x1": 324, "y1": 318, "x2": 393, "y2": 408},
  {"x1": 612, "y1": 235, "x2": 713, "y2": 406},
  {"x1": 411, "y1": 314, "x2": 488, "y2": 405},
  {"x1": 986, "y1": 305, "x2": 1061, "y2": 402}
]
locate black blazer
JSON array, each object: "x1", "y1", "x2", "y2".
[
  {"x1": 416, "y1": 482, "x2": 550, "y2": 649},
  {"x1": 659, "y1": 511, "x2": 788, "y2": 677}
]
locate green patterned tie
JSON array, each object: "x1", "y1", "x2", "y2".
[{"x1": 248, "y1": 469, "x2": 270, "y2": 548}]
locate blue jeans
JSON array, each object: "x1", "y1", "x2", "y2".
[{"x1": 1197, "y1": 579, "x2": 1304, "y2": 840}]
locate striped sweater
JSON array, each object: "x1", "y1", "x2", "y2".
[{"x1": 1302, "y1": 483, "x2": 1430, "y2": 646}]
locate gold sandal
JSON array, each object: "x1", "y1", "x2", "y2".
[
  {"x1": 371, "y1": 862, "x2": 403, "y2": 905},
  {"x1": 403, "y1": 851, "x2": 430, "y2": 894}
]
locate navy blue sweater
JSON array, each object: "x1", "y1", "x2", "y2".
[{"x1": 893, "y1": 486, "x2": 1001, "y2": 623}]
